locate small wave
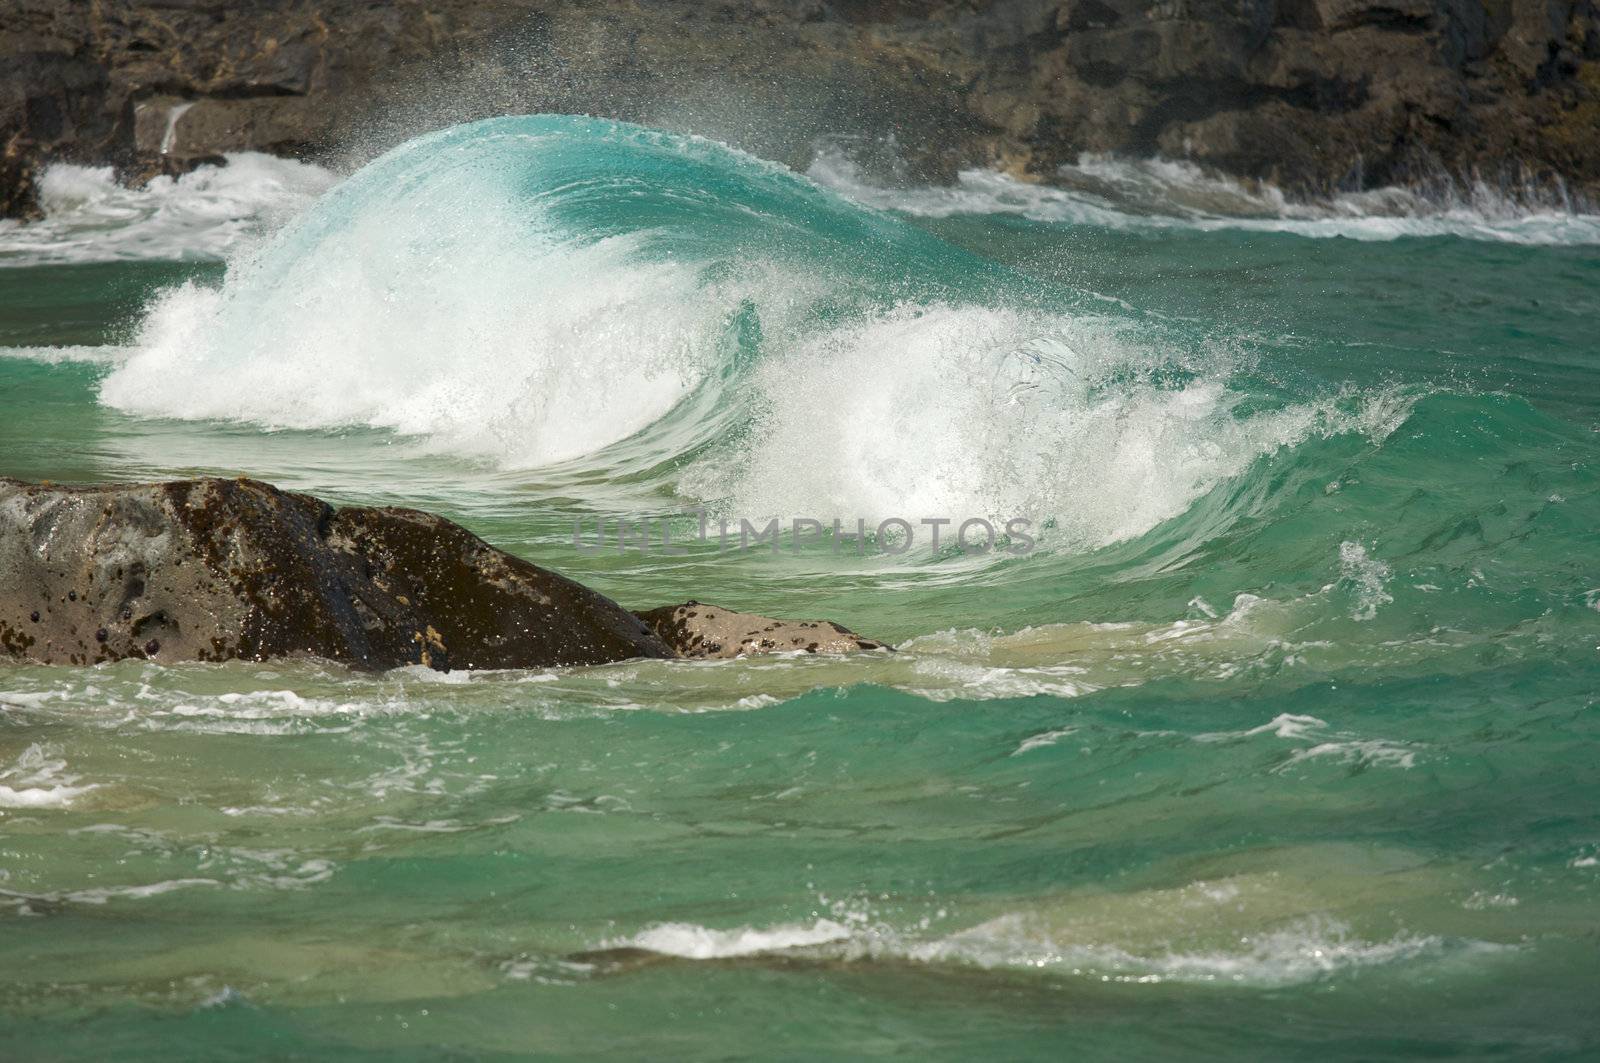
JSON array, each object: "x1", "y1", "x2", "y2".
[
  {"x1": 0, "y1": 154, "x2": 338, "y2": 266},
  {"x1": 913, "y1": 914, "x2": 1453, "y2": 985},
  {"x1": 1010, "y1": 726, "x2": 1079, "y2": 756},
  {"x1": 1281, "y1": 740, "x2": 1418, "y2": 772},
  {"x1": 1195, "y1": 711, "x2": 1419, "y2": 771},
  {"x1": 605, "y1": 848, "x2": 1512, "y2": 986},
  {"x1": 627, "y1": 919, "x2": 856, "y2": 959},
  {"x1": 611, "y1": 911, "x2": 1488, "y2": 986},
  {"x1": 126, "y1": 683, "x2": 410, "y2": 736},
  {"x1": 1196, "y1": 713, "x2": 1329, "y2": 742},
  {"x1": 808, "y1": 149, "x2": 1600, "y2": 245},
  {"x1": 0, "y1": 744, "x2": 97, "y2": 810},
  {"x1": 0, "y1": 671, "x2": 413, "y2": 738},
  {"x1": 0, "y1": 784, "x2": 94, "y2": 810},
  {"x1": 0, "y1": 345, "x2": 131, "y2": 366},
  {"x1": 0, "y1": 878, "x2": 220, "y2": 910}
]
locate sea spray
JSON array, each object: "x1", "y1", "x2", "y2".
[{"x1": 99, "y1": 116, "x2": 1418, "y2": 556}]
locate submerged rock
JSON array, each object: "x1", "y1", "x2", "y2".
[
  {"x1": 0, "y1": 477, "x2": 672, "y2": 670},
  {"x1": 636, "y1": 600, "x2": 890, "y2": 659}
]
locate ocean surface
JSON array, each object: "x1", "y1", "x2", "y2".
[{"x1": 2, "y1": 116, "x2": 1598, "y2": 1060}]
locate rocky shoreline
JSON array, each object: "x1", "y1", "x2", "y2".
[
  {"x1": 3, "y1": 0, "x2": 1598, "y2": 221},
  {"x1": 0, "y1": 477, "x2": 886, "y2": 670}
]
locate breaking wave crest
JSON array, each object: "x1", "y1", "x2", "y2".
[{"x1": 95, "y1": 116, "x2": 1421, "y2": 552}]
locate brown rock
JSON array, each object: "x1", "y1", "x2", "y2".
[
  {"x1": 0, "y1": 477, "x2": 672, "y2": 670},
  {"x1": 636, "y1": 601, "x2": 890, "y2": 660},
  {"x1": 0, "y1": 132, "x2": 43, "y2": 222}
]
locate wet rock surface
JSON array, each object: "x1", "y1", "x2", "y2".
[
  {"x1": 2, "y1": 0, "x2": 1598, "y2": 219},
  {"x1": 636, "y1": 601, "x2": 891, "y2": 659},
  {"x1": 0, "y1": 477, "x2": 673, "y2": 670}
]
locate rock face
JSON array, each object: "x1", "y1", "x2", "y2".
[
  {"x1": 0, "y1": 131, "x2": 43, "y2": 221},
  {"x1": 0, "y1": 477, "x2": 672, "y2": 670},
  {"x1": 637, "y1": 601, "x2": 890, "y2": 659},
  {"x1": 2, "y1": 0, "x2": 1598, "y2": 218}
]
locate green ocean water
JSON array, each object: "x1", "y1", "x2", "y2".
[{"x1": 1, "y1": 116, "x2": 1599, "y2": 1059}]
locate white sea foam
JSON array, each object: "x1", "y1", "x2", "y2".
[
  {"x1": 627, "y1": 919, "x2": 856, "y2": 958},
  {"x1": 1339, "y1": 540, "x2": 1395, "y2": 621},
  {"x1": 1462, "y1": 891, "x2": 1520, "y2": 910},
  {"x1": 0, "y1": 743, "x2": 96, "y2": 810},
  {"x1": 684, "y1": 303, "x2": 1414, "y2": 548},
  {"x1": 0, "y1": 877, "x2": 221, "y2": 909},
  {"x1": 1196, "y1": 713, "x2": 1328, "y2": 742},
  {"x1": 1280, "y1": 739, "x2": 1417, "y2": 771},
  {"x1": 1193, "y1": 711, "x2": 1418, "y2": 771},
  {"x1": 0, "y1": 784, "x2": 92, "y2": 809},
  {"x1": 1, "y1": 676, "x2": 410, "y2": 738},
  {"x1": 0, "y1": 154, "x2": 338, "y2": 266},
  {"x1": 614, "y1": 912, "x2": 1478, "y2": 986},
  {"x1": 164, "y1": 689, "x2": 373, "y2": 720},
  {"x1": 910, "y1": 914, "x2": 1451, "y2": 985},
  {"x1": 101, "y1": 223, "x2": 730, "y2": 468},
  {"x1": 808, "y1": 149, "x2": 1600, "y2": 245},
  {"x1": 1010, "y1": 727, "x2": 1079, "y2": 756}
]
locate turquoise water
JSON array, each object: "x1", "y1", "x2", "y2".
[{"x1": 2, "y1": 116, "x2": 1599, "y2": 1059}]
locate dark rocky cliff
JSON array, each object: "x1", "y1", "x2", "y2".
[{"x1": 3, "y1": 0, "x2": 1597, "y2": 218}]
